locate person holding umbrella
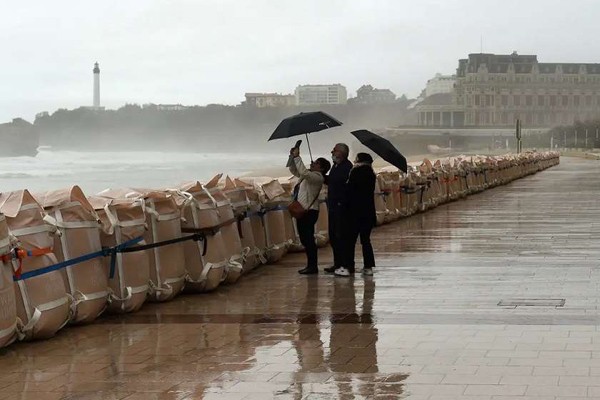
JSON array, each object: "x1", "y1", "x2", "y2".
[
  {"x1": 334, "y1": 152, "x2": 377, "y2": 277},
  {"x1": 288, "y1": 145, "x2": 331, "y2": 275},
  {"x1": 323, "y1": 143, "x2": 353, "y2": 274}
]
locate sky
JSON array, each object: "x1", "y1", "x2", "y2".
[{"x1": 1, "y1": 0, "x2": 600, "y2": 122}]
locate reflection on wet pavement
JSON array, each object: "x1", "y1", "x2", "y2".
[{"x1": 4, "y1": 157, "x2": 600, "y2": 399}]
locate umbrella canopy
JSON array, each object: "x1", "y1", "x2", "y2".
[
  {"x1": 351, "y1": 129, "x2": 408, "y2": 172},
  {"x1": 268, "y1": 111, "x2": 342, "y2": 141}
]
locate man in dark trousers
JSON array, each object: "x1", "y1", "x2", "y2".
[
  {"x1": 335, "y1": 152, "x2": 376, "y2": 277},
  {"x1": 324, "y1": 143, "x2": 353, "y2": 274}
]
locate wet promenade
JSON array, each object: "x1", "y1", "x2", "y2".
[{"x1": 2, "y1": 157, "x2": 600, "y2": 400}]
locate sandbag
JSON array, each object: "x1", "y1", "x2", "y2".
[
  {"x1": 100, "y1": 189, "x2": 185, "y2": 302},
  {"x1": 277, "y1": 178, "x2": 303, "y2": 253},
  {"x1": 222, "y1": 177, "x2": 261, "y2": 272},
  {"x1": 259, "y1": 180, "x2": 290, "y2": 263},
  {"x1": 235, "y1": 179, "x2": 269, "y2": 265},
  {"x1": 373, "y1": 178, "x2": 388, "y2": 226},
  {"x1": 236, "y1": 177, "x2": 289, "y2": 263},
  {"x1": 0, "y1": 213, "x2": 17, "y2": 348},
  {"x1": 378, "y1": 172, "x2": 397, "y2": 223},
  {"x1": 36, "y1": 186, "x2": 108, "y2": 323},
  {"x1": 315, "y1": 187, "x2": 329, "y2": 248},
  {"x1": 89, "y1": 196, "x2": 149, "y2": 313},
  {"x1": 0, "y1": 190, "x2": 70, "y2": 340},
  {"x1": 205, "y1": 175, "x2": 244, "y2": 284},
  {"x1": 177, "y1": 181, "x2": 228, "y2": 292}
]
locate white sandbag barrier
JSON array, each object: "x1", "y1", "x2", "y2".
[
  {"x1": 277, "y1": 178, "x2": 304, "y2": 253},
  {"x1": 0, "y1": 213, "x2": 18, "y2": 348},
  {"x1": 374, "y1": 151, "x2": 560, "y2": 226},
  {"x1": 222, "y1": 177, "x2": 262, "y2": 273},
  {"x1": 314, "y1": 187, "x2": 329, "y2": 248},
  {"x1": 99, "y1": 189, "x2": 186, "y2": 302},
  {"x1": 35, "y1": 187, "x2": 109, "y2": 324},
  {"x1": 0, "y1": 190, "x2": 70, "y2": 340},
  {"x1": 89, "y1": 196, "x2": 150, "y2": 314},
  {"x1": 258, "y1": 180, "x2": 291, "y2": 263},
  {"x1": 237, "y1": 177, "x2": 290, "y2": 263},
  {"x1": 235, "y1": 179, "x2": 269, "y2": 266},
  {"x1": 176, "y1": 181, "x2": 228, "y2": 292},
  {"x1": 204, "y1": 175, "x2": 245, "y2": 284}
]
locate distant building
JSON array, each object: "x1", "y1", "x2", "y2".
[
  {"x1": 353, "y1": 85, "x2": 396, "y2": 104},
  {"x1": 295, "y1": 84, "x2": 347, "y2": 105},
  {"x1": 425, "y1": 73, "x2": 456, "y2": 97},
  {"x1": 156, "y1": 104, "x2": 188, "y2": 111},
  {"x1": 417, "y1": 52, "x2": 600, "y2": 128},
  {"x1": 244, "y1": 93, "x2": 295, "y2": 108}
]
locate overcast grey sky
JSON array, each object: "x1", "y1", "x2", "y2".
[{"x1": 1, "y1": 0, "x2": 599, "y2": 122}]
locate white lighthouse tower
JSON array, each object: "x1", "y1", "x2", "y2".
[{"x1": 93, "y1": 62, "x2": 100, "y2": 108}]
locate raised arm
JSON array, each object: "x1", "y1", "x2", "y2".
[
  {"x1": 294, "y1": 156, "x2": 324, "y2": 184},
  {"x1": 288, "y1": 155, "x2": 300, "y2": 177}
]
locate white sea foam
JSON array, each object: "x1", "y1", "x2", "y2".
[{"x1": 0, "y1": 149, "x2": 282, "y2": 194}]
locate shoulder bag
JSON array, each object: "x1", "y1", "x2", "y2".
[{"x1": 288, "y1": 180, "x2": 320, "y2": 219}]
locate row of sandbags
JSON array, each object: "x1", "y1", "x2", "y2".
[
  {"x1": 373, "y1": 151, "x2": 561, "y2": 225},
  {"x1": 0, "y1": 175, "x2": 329, "y2": 347},
  {"x1": 0, "y1": 151, "x2": 559, "y2": 348}
]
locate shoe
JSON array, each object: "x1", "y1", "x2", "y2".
[
  {"x1": 334, "y1": 267, "x2": 354, "y2": 277},
  {"x1": 362, "y1": 268, "x2": 373, "y2": 276},
  {"x1": 324, "y1": 266, "x2": 338, "y2": 273},
  {"x1": 298, "y1": 267, "x2": 318, "y2": 275}
]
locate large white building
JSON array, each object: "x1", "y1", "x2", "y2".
[
  {"x1": 295, "y1": 84, "x2": 347, "y2": 105},
  {"x1": 244, "y1": 93, "x2": 295, "y2": 108},
  {"x1": 425, "y1": 73, "x2": 456, "y2": 97}
]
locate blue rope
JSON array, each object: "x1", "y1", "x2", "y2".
[{"x1": 13, "y1": 236, "x2": 145, "y2": 282}]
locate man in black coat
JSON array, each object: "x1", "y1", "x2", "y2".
[
  {"x1": 334, "y1": 152, "x2": 377, "y2": 277},
  {"x1": 324, "y1": 143, "x2": 353, "y2": 273}
]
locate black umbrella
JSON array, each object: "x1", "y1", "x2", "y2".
[
  {"x1": 268, "y1": 111, "x2": 342, "y2": 160},
  {"x1": 351, "y1": 129, "x2": 408, "y2": 172}
]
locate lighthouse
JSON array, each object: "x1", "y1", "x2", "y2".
[{"x1": 93, "y1": 62, "x2": 100, "y2": 108}]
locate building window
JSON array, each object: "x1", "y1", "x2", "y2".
[
  {"x1": 574, "y1": 96, "x2": 580, "y2": 107},
  {"x1": 474, "y1": 95, "x2": 480, "y2": 106},
  {"x1": 586, "y1": 95, "x2": 592, "y2": 106},
  {"x1": 514, "y1": 95, "x2": 521, "y2": 106},
  {"x1": 562, "y1": 95, "x2": 569, "y2": 107},
  {"x1": 501, "y1": 95, "x2": 508, "y2": 106},
  {"x1": 538, "y1": 95, "x2": 545, "y2": 107},
  {"x1": 525, "y1": 95, "x2": 533, "y2": 106},
  {"x1": 550, "y1": 96, "x2": 556, "y2": 106}
]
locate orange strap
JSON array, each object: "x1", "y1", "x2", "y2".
[{"x1": 0, "y1": 247, "x2": 53, "y2": 279}]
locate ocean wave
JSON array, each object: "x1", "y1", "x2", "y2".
[{"x1": 0, "y1": 171, "x2": 74, "y2": 179}]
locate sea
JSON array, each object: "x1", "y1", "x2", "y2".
[{"x1": 0, "y1": 148, "x2": 284, "y2": 194}]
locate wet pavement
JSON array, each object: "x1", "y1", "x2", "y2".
[{"x1": 2, "y1": 156, "x2": 600, "y2": 399}]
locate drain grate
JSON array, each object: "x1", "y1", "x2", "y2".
[{"x1": 498, "y1": 298, "x2": 565, "y2": 307}]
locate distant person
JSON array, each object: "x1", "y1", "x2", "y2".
[
  {"x1": 335, "y1": 152, "x2": 376, "y2": 277},
  {"x1": 324, "y1": 143, "x2": 353, "y2": 274},
  {"x1": 288, "y1": 146, "x2": 331, "y2": 275}
]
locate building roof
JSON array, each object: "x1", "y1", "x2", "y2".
[
  {"x1": 418, "y1": 93, "x2": 453, "y2": 106},
  {"x1": 458, "y1": 53, "x2": 600, "y2": 75}
]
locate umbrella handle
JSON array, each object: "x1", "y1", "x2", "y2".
[{"x1": 305, "y1": 133, "x2": 313, "y2": 162}]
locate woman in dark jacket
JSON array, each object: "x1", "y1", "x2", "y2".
[{"x1": 334, "y1": 153, "x2": 377, "y2": 277}]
